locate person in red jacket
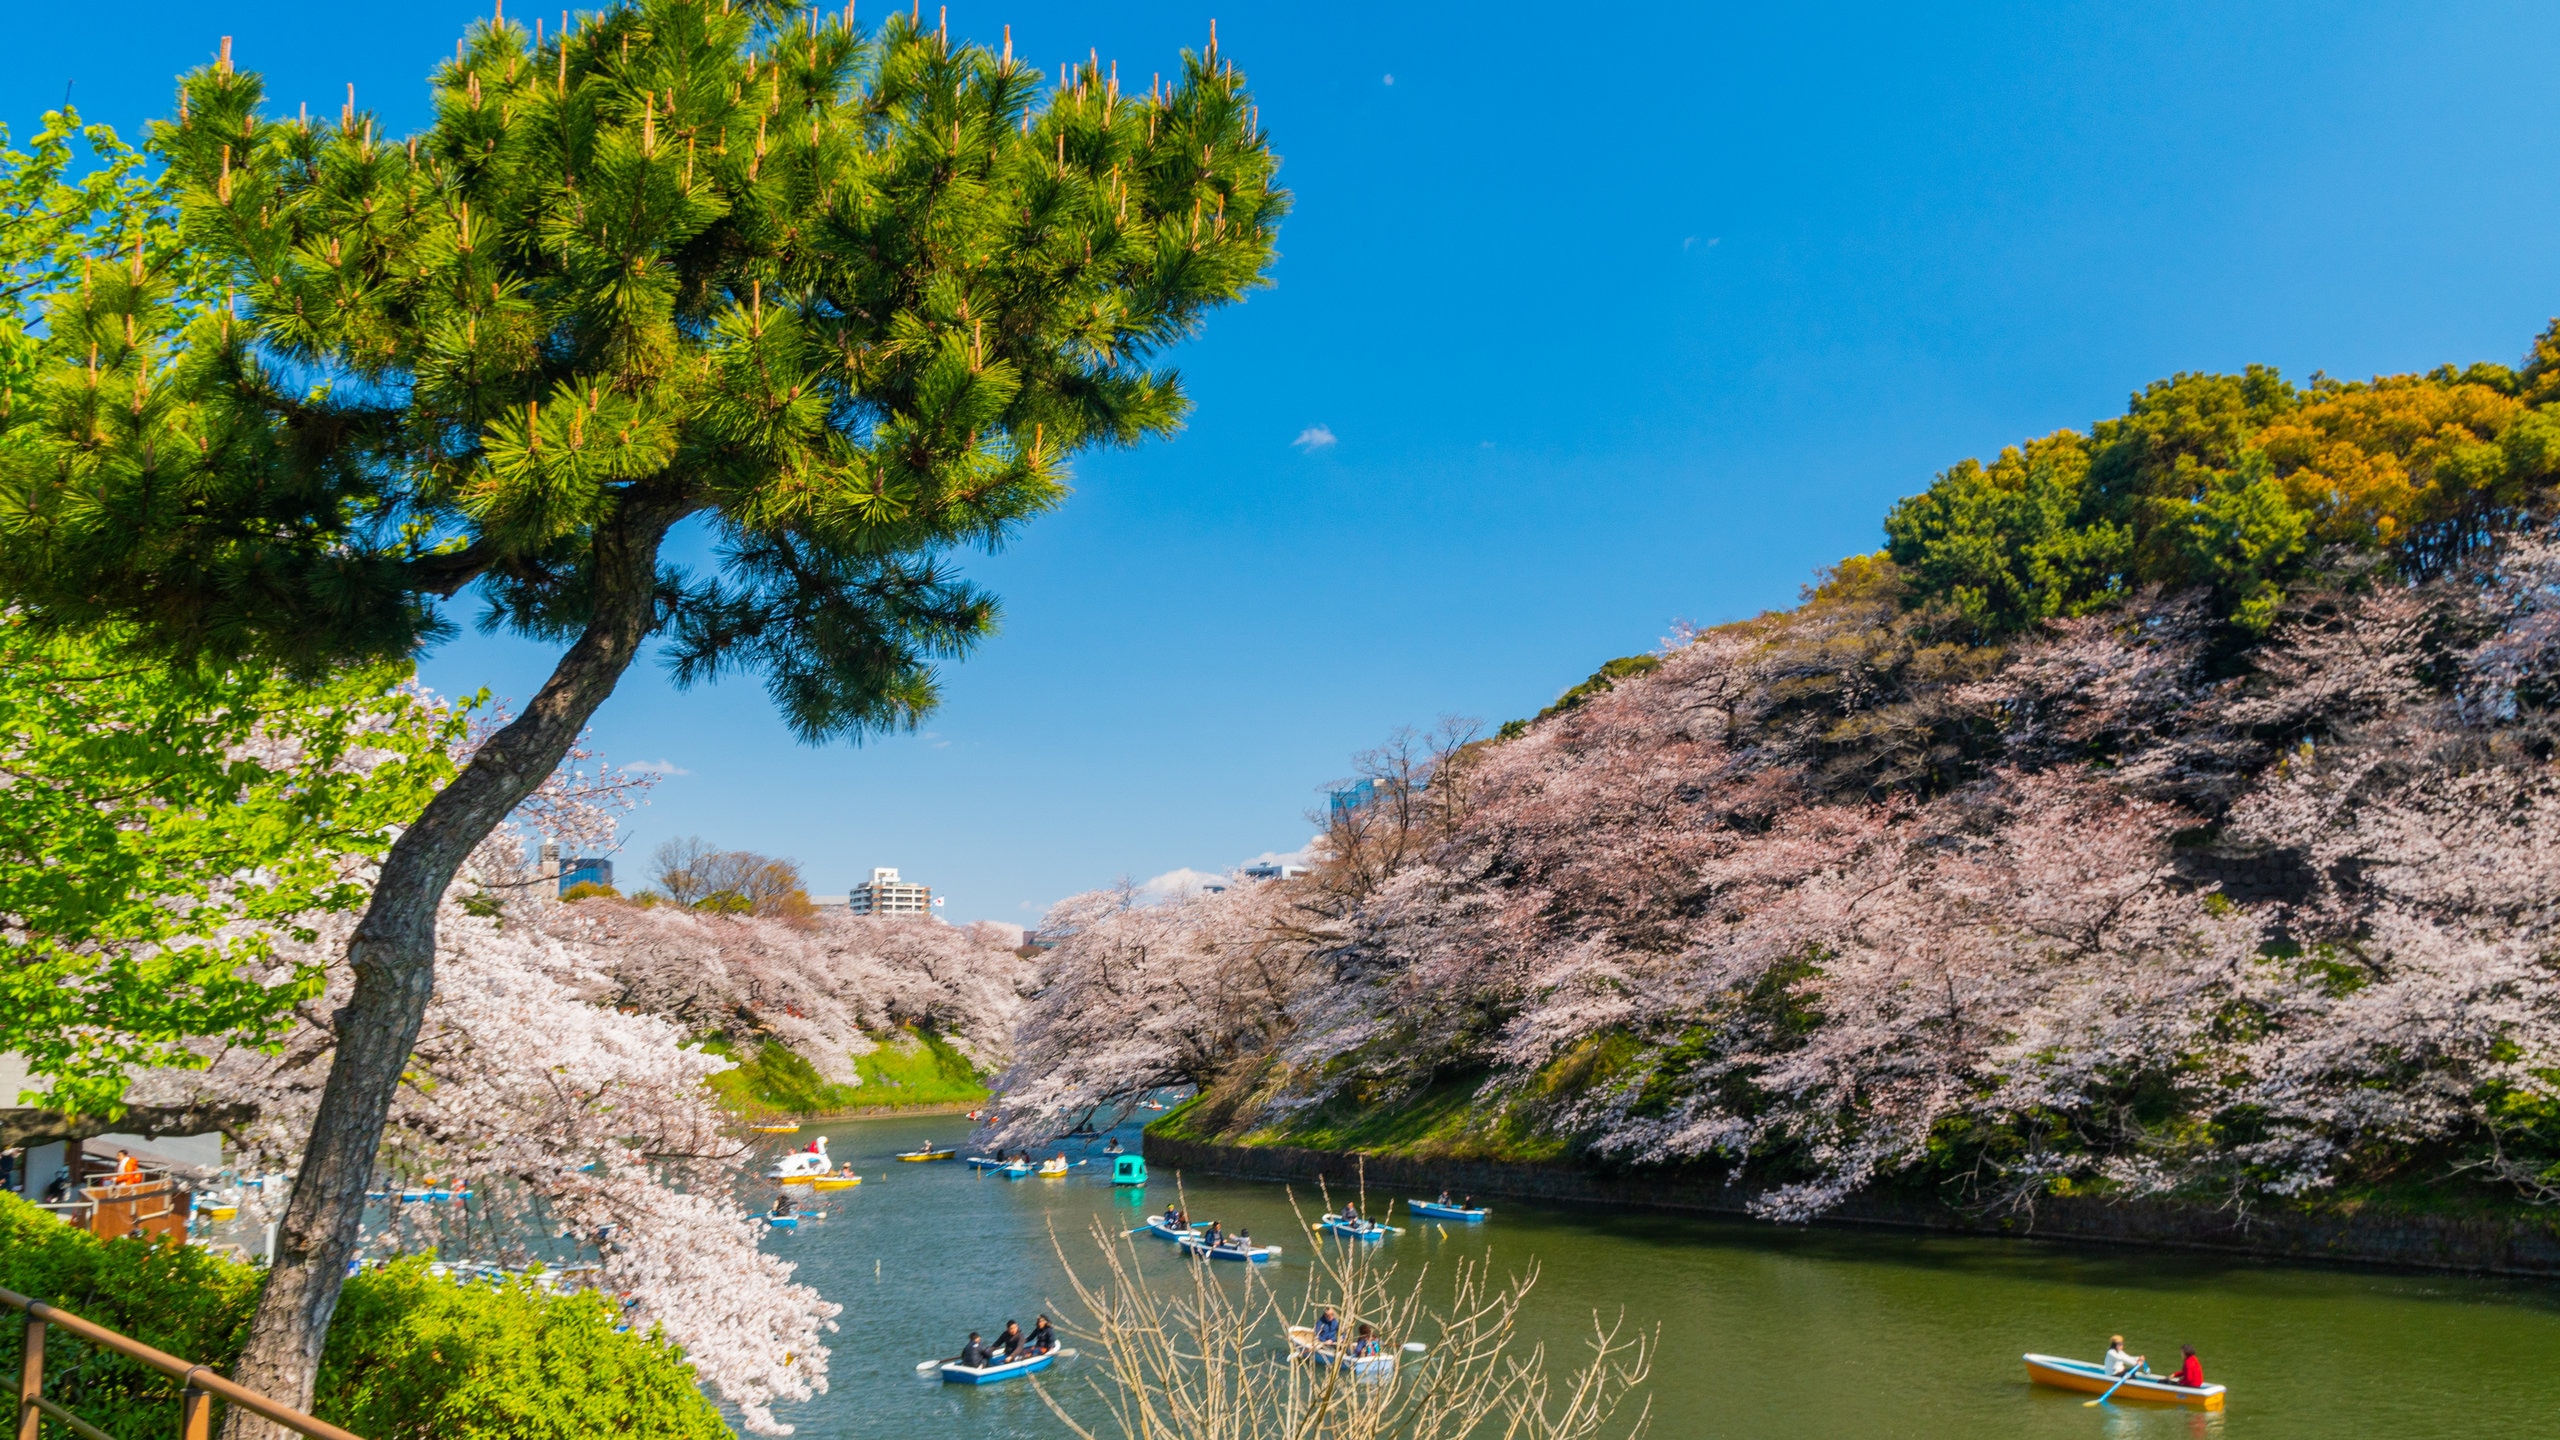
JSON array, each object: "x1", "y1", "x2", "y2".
[{"x1": 2172, "y1": 1347, "x2": 2204, "y2": 1388}]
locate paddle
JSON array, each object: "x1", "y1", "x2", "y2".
[{"x1": 2084, "y1": 1364, "x2": 2149, "y2": 1407}]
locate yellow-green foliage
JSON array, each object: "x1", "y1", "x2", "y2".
[
  {"x1": 706, "y1": 1027, "x2": 988, "y2": 1117},
  {"x1": 1883, "y1": 340, "x2": 2560, "y2": 634},
  {"x1": 0, "y1": 1192, "x2": 727, "y2": 1439}
]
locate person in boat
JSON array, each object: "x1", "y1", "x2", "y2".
[
  {"x1": 957, "y1": 1332, "x2": 993, "y2": 1368},
  {"x1": 2170, "y1": 1347, "x2": 2204, "y2": 1388},
  {"x1": 2103, "y1": 1335, "x2": 2146, "y2": 1377},
  {"x1": 1027, "y1": 1316, "x2": 1058, "y2": 1355},
  {"x1": 1350, "y1": 1323, "x2": 1382, "y2": 1358},
  {"x1": 1435, "y1": 1190, "x2": 1453, "y2": 1206},
  {"x1": 1104, "y1": 1138, "x2": 1123, "y2": 1154},
  {"x1": 771, "y1": 1192, "x2": 797, "y2": 1217},
  {"x1": 989, "y1": 1320, "x2": 1025, "y2": 1360},
  {"x1": 1233, "y1": 1227, "x2": 1253, "y2": 1251},
  {"x1": 1201, "y1": 1221, "x2": 1225, "y2": 1248},
  {"x1": 1313, "y1": 1306, "x2": 1341, "y2": 1347}
]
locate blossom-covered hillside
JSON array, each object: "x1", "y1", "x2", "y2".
[
  {"x1": 1000, "y1": 335, "x2": 2560, "y2": 1223},
  {"x1": 558, "y1": 900, "x2": 1032, "y2": 1111}
]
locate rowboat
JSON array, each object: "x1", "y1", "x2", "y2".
[
  {"x1": 1285, "y1": 1326, "x2": 1398, "y2": 1380},
  {"x1": 1037, "y1": 1157, "x2": 1071, "y2": 1177},
  {"x1": 764, "y1": 1212, "x2": 802, "y2": 1230},
  {"x1": 1316, "y1": 1215, "x2": 1395, "y2": 1242},
  {"x1": 938, "y1": 1350, "x2": 1056, "y2": 1385},
  {"x1": 809, "y1": 1174, "x2": 861, "y2": 1191},
  {"x1": 749, "y1": 1123, "x2": 800, "y2": 1134},
  {"x1": 1179, "y1": 1234, "x2": 1280, "y2": 1263},
  {"x1": 1408, "y1": 1199, "x2": 1489, "y2": 1222},
  {"x1": 897, "y1": 1146, "x2": 957, "y2": 1162},
  {"x1": 396, "y1": 1188, "x2": 471, "y2": 1203},
  {"x1": 1141, "y1": 1216, "x2": 1199, "y2": 1242},
  {"x1": 964, "y1": 1155, "x2": 1009, "y2": 1170},
  {"x1": 999, "y1": 1161, "x2": 1035, "y2": 1179},
  {"x1": 2023, "y1": 1354, "x2": 2224, "y2": 1411}
]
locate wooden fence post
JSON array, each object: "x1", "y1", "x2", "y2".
[{"x1": 14, "y1": 1316, "x2": 42, "y2": 1440}]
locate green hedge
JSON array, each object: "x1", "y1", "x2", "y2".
[{"x1": 0, "y1": 1192, "x2": 730, "y2": 1439}]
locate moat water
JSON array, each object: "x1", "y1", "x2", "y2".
[{"x1": 750, "y1": 1114, "x2": 2560, "y2": 1439}]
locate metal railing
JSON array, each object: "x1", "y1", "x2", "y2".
[{"x1": 3, "y1": 1286, "x2": 363, "y2": 1440}]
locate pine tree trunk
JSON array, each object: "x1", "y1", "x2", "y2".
[{"x1": 222, "y1": 498, "x2": 685, "y2": 1438}]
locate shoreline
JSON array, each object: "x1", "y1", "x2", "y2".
[
  {"x1": 738, "y1": 1100, "x2": 983, "y2": 1125},
  {"x1": 1142, "y1": 1132, "x2": 2560, "y2": 1280}
]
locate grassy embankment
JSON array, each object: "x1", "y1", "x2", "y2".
[
  {"x1": 1145, "y1": 1037, "x2": 2552, "y2": 1228},
  {"x1": 1146, "y1": 1034, "x2": 1640, "y2": 1165},
  {"x1": 703, "y1": 1027, "x2": 988, "y2": 1119}
]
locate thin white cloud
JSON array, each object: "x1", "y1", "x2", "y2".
[
  {"x1": 628, "y1": 758, "x2": 691, "y2": 776},
  {"x1": 1241, "y1": 837, "x2": 1322, "y2": 872},
  {"x1": 1382, "y1": 74, "x2": 1395, "y2": 86},
  {"x1": 1293, "y1": 424, "x2": 1338, "y2": 451},
  {"x1": 1137, "y1": 866, "x2": 1232, "y2": 901}
]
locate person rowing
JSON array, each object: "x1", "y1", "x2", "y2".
[
  {"x1": 2103, "y1": 1335, "x2": 2146, "y2": 1377},
  {"x1": 989, "y1": 1320, "x2": 1025, "y2": 1360},
  {"x1": 1027, "y1": 1316, "x2": 1058, "y2": 1355},
  {"x1": 956, "y1": 1331, "x2": 993, "y2": 1368}
]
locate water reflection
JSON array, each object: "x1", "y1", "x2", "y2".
[{"x1": 750, "y1": 1114, "x2": 2560, "y2": 1440}]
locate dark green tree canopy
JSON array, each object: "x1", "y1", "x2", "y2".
[{"x1": 0, "y1": 1, "x2": 1283, "y2": 737}]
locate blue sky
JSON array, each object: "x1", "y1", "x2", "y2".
[{"x1": 13, "y1": 2, "x2": 2560, "y2": 923}]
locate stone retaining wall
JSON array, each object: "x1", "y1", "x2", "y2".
[{"x1": 1143, "y1": 1133, "x2": 2560, "y2": 1278}]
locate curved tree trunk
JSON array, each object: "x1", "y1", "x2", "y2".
[{"x1": 222, "y1": 498, "x2": 685, "y2": 1437}]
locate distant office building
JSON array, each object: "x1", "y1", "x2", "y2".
[
  {"x1": 557, "y1": 857, "x2": 614, "y2": 895},
  {"x1": 1327, "y1": 778, "x2": 1378, "y2": 821},
  {"x1": 849, "y1": 866, "x2": 932, "y2": 917}
]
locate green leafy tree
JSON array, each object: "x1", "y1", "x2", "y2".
[
  {"x1": 0, "y1": 2, "x2": 1283, "y2": 1422},
  {"x1": 0, "y1": 619, "x2": 454, "y2": 1141}
]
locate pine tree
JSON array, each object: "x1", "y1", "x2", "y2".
[{"x1": 0, "y1": 3, "x2": 1283, "y2": 1426}]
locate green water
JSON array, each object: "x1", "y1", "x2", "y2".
[{"x1": 757, "y1": 1115, "x2": 2560, "y2": 1439}]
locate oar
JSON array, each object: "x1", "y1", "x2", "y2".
[
  {"x1": 2084, "y1": 1365, "x2": 2149, "y2": 1407},
  {"x1": 915, "y1": 1357, "x2": 956, "y2": 1373}
]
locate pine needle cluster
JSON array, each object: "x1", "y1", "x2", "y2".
[{"x1": 0, "y1": 0, "x2": 1285, "y2": 737}]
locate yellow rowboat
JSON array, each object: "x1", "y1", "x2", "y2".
[
  {"x1": 750, "y1": 1123, "x2": 801, "y2": 1134},
  {"x1": 810, "y1": 1174, "x2": 862, "y2": 1191},
  {"x1": 2024, "y1": 1354, "x2": 2224, "y2": 1411},
  {"x1": 199, "y1": 1205, "x2": 239, "y2": 1222},
  {"x1": 897, "y1": 1147, "x2": 957, "y2": 1162}
]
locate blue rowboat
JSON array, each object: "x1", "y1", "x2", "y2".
[
  {"x1": 764, "y1": 1213, "x2": 800, "y2": 1230},
  {"x1": 1179, "y1": 1234, "x2": 1280, "y2": 1263},
  {"x1": 1286, "y1": 1326, "x2": 1400, "y2": 1379},
  {"x1": 1407, "y1": 1199, "x2": 1490, "y2": 1222},
  {"x1": 1316, "y1": 1215, "x2": 1394, "y2": 1242},
  {"x1": 1143, "y1": 1216, "x2": 1199, "y2": 1242},
  {"x1": 940, "y1": 1350, "x2": 1056, "y2": 1385},
  {"x1": 964, "y1": 1155, "x2": 1009, "y2": 1170},
  {"x1": 999, "y1": 1162, "x2": 1035, "y2": 1180}
]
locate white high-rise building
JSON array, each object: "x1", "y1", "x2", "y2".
[{"x1": 848, "y1": 866, "x2": 931, "y2": 917}]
